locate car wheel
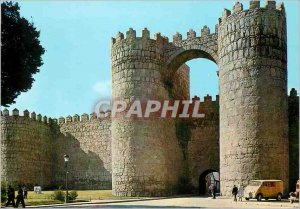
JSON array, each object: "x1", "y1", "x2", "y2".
[
  {"x1": 277, "y1": 193, "x2": 282, "y2": 201},
  {"x1": 257, "y1": 194, "x2": 263, "y2": 201}
]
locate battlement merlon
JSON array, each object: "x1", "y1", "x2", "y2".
[
  {"x1": 218, "y1": 1, "x2": 285, "y2": 24},
  {"x1": 57, "y1": 111, "x2": 111, "y2": 125},
  {"x1": 289, "y1": 88, "x2": 299, "y2": 98},
  {"x1": 111, "y1": 27, "x2": 218, "y2": 50},
  {"x1": 191, "y1": 94, "x2": 219, "y2": 104},
  {"x1": 1, "y1": 109, "x2": 111, "y2": 125},
  {"x1": 1, "y1": 108, "x2": 52, "y2": 124},
  {"x1": 111, "y1": 28, "x2": 169, "y2": 47}
]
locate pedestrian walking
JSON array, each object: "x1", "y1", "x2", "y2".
[
  {"x1": 237, "y1": 185, "x2": 244, "y2": 201},
  {"x1": 5, "y1": 185, "x2": 15, "y2": 207},
  {"x1": 208, "y1": 184, "x2": 214, "y2": 198},
  {"x1": 212, "y1": 184, "x2": 216, "y2": 199},
  {"x1": 23, "y1": 187, "x2": 28, "y2": 199},
  {"x1": 232, "y1": 185, "x2": 238, "y2": 202},
  {"x1": 15, "y1": 186, "x2": 25, "y2": 208}
]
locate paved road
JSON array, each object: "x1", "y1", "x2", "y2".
[{"x1": 34, "y1": 197, "x2": 299, "y2": 208}]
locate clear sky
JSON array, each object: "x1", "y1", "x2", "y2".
[{"x1": 5, "y1": 0, "x2": 300, "y2": 118}]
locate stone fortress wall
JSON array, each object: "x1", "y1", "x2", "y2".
[
  {"x1": 0, "y1": 93, "x2": 220, "y2": 192},
  {"x1": 1, "y1": 110, "x2": 112, "y2": 190},
  {"x1": 1, "y1": 89, "x2": 297, "y2": 193},
  {"x1": 110, "y1": 0, "x2": 295, "y2": 196},
  {"x1": 1, "y1": 0, "x2": 299, "y2": 197},
  {"x1": 1, "y1": 109, "x2": 54, "y2": 188}
]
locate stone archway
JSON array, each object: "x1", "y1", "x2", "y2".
[
  {"x1": 164, "y1": 29, "x2": 218, "y2": 75},
  {"x1": 199, "y1": 169, "x2": 219, "y2": 195},
  {"x1": 111, "y1": 2, "x2": 288, "y2": 196},
  {"x1": 163, "y1": 37, "x2": 220, "y2": 196}
]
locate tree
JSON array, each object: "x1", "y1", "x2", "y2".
[{"x1": 1, "y1": 1, "x2": 45, "y2": 106}]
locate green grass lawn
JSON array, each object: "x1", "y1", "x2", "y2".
[{"x1": 4, "y1": 190, "x2": 145, "y2": 206}]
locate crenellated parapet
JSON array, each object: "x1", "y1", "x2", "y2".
[
  {"x1": 1, "y1": 108, "x2": 111, "y2": 127},
  {"x1": 1, "y1": 108, "x2": 53, "y2": 124},
  {"x1": 190, "y1": 94, "x2": 219, "y2": 117},
  {"x1": 218, "y1": 1, "x2": 287, "y2": 67},
  {"x1": 111, "y1": 26, "x2": 218, "y2": 79},
  {"x1": 164, "y1": 26, "x2": 219, "y2": 73},
  {"x1": 219, "y1": 1, "x2": 285, "y2": 23},
  {"x1": 58, "y1": 111, "x2": 111, "y2": 125},
  {"x1": 111, "y1": 28, "x2": 170, "y2": 46},
  {"x1": 1, "y1": 108, "x2": 113, "y2": 190}
]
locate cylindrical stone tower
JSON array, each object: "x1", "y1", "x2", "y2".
[
  {"x1": 218, "y1": 1, "x2": 288, "y2": 196},
  {"x1": 110, "y1": 28, "x2": 183, "y2": 196}
]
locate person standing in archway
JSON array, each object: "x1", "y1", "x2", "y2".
[
  {"x1": 232, "y1": 185, "x2": 238, "y2": 202},
  {"x1": 237, "y1": 184, "x2": 244, "y2": 201},
  {"x1": 212, "y1": 184, "x2": 217, "y2": 199}
]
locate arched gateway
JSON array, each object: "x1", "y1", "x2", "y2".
[{"x1": 111, "y1": 1, "x2": 288, "y2": 197}]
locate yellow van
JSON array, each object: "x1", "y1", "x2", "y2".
[{"x1": 244, "y1": 180, "x2": 283, "y2": 201}]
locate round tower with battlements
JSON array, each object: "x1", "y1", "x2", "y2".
[
  {"x1": 218, "y1": 1, "x2": 288, "y2": 196},
  {"x1": 110, "y1": 28, "x2": 184, "y2": 196}
]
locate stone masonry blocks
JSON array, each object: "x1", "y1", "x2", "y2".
[
  {"x1": 111, "y1": 1, "x2": 288, "y2": 197},
  {"x1": 218, "y1": 4, "x2": 288, "y2": 196}
]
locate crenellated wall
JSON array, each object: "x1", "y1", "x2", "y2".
[
  {"x1": 1, "y1": 110, "x2": 112, "y2": 190},
  {"x1": 1, "y1": 87, "x2": 298, "y2": 194},
  {"x1": 1, "y1": 109, "x2": 54, "y2": 188},
  {"x1": 1, "y1": 0, "x2": 297, "y2": 198}
]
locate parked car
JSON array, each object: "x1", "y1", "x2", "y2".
[{"x1": 244, "y1": 180, "x2": 283, "y2": 201}]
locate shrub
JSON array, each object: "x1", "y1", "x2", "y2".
[
  {"x1": 51, "y1": 189, "x2": 65, "y2": 202},
  {"x1": 1, "y1": 186, "x2": 7, "y2": 202},
  {"x1": 51, "y1": 189, "x2": 78, "y2": 202},
  {"x1": 68, "y1": 190, "x2": 78, "y2": 201}
]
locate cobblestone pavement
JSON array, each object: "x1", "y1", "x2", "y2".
[{"x1": 37, "y1": 197, "x2": 299, "y2": 208}]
